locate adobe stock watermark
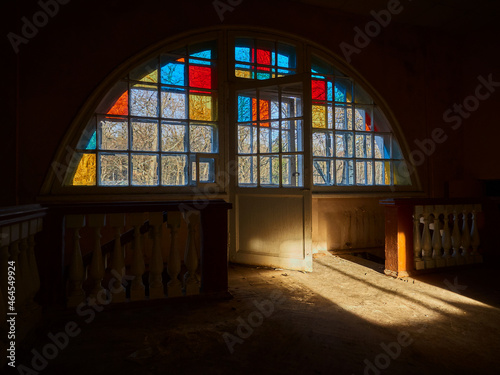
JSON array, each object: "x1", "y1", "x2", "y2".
[
  {"x1": 392, "y1": 73, "x2": 499, "y2": 191},
  {"x1": 222, "y1": 290, "x2": 286, "y2": 354},
  {"x1": 340, "y1": 0, "x2": 406, "y2": 64},
  {"x1": 356, "y1": 325, "x2": 426, "y2": 375},
  {"x1": 444, "y1": 277, "x2": 467, "y2": 295},
  {"x1": 15, "y1": 268, "x2": 133, "y2": 374},
  {"x1": 7, "y1": 0, "x2": 71, "y2": 54},
  {"x1": 213, "y1": 0, "x2": 243, "y2": 22}
]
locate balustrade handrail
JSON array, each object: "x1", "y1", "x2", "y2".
[
  {"x1": 0, "y1": 204, "x2": 47, "y2": 227},
  {"x1": 380, "y1": 197, "x2": 485, "y2": 207}
]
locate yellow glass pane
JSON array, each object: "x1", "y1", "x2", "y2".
[
  {"x1": 312, "y1": 105, "x2": 326, "y2": 128},
  {"x1": 189, "y1": 94, "x2": 214, "y2": 121},
  {"x1": 236, "y1": 70, "x2": 251, "y2": 78},
  {"x1": 72, "y1": 154, "x2": 96, "y2": 186},
  {"x1": 385, "y1": 161, "x2": 391, "y2": 185}
]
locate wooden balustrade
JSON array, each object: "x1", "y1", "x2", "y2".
[
  {"x1": 380, "y1": 199, "x2": 484, "y2": 277},
  {"x1": 0, "y1": 205, "x2": 47, "y2": 354},
  {"x1": 41, "y1": 201, "x2": 231, "y2": 307}
]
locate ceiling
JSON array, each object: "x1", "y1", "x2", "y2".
[{"x1": 292, "y1": 0, "x2": 499, "y2": 34}]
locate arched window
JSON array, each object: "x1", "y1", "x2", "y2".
[{"x1": 56, "y1": 31, "x2": 411, "y2": 192}]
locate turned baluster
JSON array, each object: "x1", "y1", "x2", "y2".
[
  {"x1": 432, "y1": 206, "x2": 445, "y2": 268},
  {"x1": 66, "y1": 215, "x2": 86, "y2": 308},
  {"x1": 441, "y1": 209, "x2": 453, "y2": 266},
  {"x1": 451, "y1": 206, "x2": 464, "y2": 265},
  {"x1": 1, "y1": 226, "x2": 10, "y2": 312},
  {"x1": 413, "y1": 206, "x2": 424, "y2": 270},
  {"x1": 109, "y1": 214, "x2": 126, "y2": 303},
  {"x1": 184, "y1": 211, "x2": 200, "y2": 295},
  {"x1": 129, "y1": 213, "x2": 147, "y2": 301},
  {"x1": 421, "y1": 206, "x2": 434, "y2": 268},
  {"x1": 26, "y1": 219, "x2": 42, "y2": 309},
  {"x1": 88, "y1": 215, "x2": 106, "y2": 305},
  {"x1": 461, "y1": 207, "x2": 472, "y2": 264},
  {"x1": 167, "y1": 212, "x2": 182, "y2": 298},
  {"x1": 9, "y1": 224, "x2": 26, "y2": 312},
  {"x1": 18, "y1": 221, "x2": 31, "y2": 311},
  {"x1": 470, "y1": 204, "x2": 482, "y2": 263},
  {"x1": 149, "y1": 212, "x2": 165, "y2": 299}
]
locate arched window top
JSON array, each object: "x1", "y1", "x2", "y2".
[{"x1": 59, "y1": 31, "x2": 412, "y2": 192}]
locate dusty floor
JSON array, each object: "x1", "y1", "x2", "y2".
[{"x1": 12, "y1": 253, "x2": 500, "y2": 375}]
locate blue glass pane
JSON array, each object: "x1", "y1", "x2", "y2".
[
  {"x1": 235, "y1": 47, "x2": 251, "y2": 62},
  {"x1": 327, "y1": 81, "x2": 333, "y2": 101},
  {"x1": 190, "y1": 50, "x2": 211, "y2": 60},
  {"x1": 161, "y1": 63, "x2": 185, "y2": 86},
  {"x1": 335, "y1": 85, "x2": 346, "y2": 102},
  {"x1": 277, "y1": 53, "x2": 289, "y2": 68},
  {"x1": 238, "y1": 96, "x2": 252, "y2": 122},
  {"x1": 189, "y1": 58, "x2": 211, "y2": 66},
  {"x1": 86, "y1": 132, "x2": 96, "y2": 150}
]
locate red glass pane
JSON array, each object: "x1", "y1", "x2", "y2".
[
  {"x1": 189, "y1": 65, "x2": 212, "y2": 89},
  {"x1": 107, "y1": 91, "x2": 128, "y2": 115},
  {"x1": 252, "y1": 48, "x2": 272, "y2": 71},
  {"x1": 311, "y1": 80, "x2": 326, "y2": 100},
  {"x1": 366, "y1": 113, "x2": 372, "y2": 131}
]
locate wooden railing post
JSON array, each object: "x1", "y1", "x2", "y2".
[
  {"x1": 461, "y1": 206, "x2": 472, "y2": 264},
  {"x1": 422, "y1": 206, "x2": 434, "y2": 269},
  {"x1": 471, "y1": 204, "x2": 482, "y2": 263},
  {"x1": 433, "y1": 206, "x2": 445, "y2": 268},
  {"x1": 452, "y1": 206, "x2": 464, "y2": 265},
  {"x1": 183, "y1": 211, "x2": 200, "y2": 296},
  {"x1": 413, "y1": 206, "x2": 424, "y2": 271},
  {"x1": 442, "y1": 208, "x2": 453, "y2": 266}
]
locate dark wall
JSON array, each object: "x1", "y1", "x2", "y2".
[{"x1": 2, "y1": 0, "x2": 499, "y2": 206}]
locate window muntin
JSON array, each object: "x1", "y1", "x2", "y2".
[
  {"x1": 235, "y1": 38, "x2": 297, "y2": 80},
  {"x1": 69, "y1": 41, "x2": 219, "y2": 186},
  {"x1": 311, "y1": 55, "x2": 410, "y2": 187},
  {"x1": 236, "y1": 83, "x2": 304, "y2": 188}
]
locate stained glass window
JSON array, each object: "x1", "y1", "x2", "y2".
[
  {"x1": 311, "y1": 55, "x2": 410, "y2": 186},
  {"x1": 69, "y1": 41, "x2": 218, "y2": 186}
]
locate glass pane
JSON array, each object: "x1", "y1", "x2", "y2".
[
  {"x1": 199, "y1": 157, "x2": 216, "y2": 183},
  {"x1": 237, "y1": 95, "x2": 253, "y2": 122},
  {"x1": 335, "y1": 105, "x2": 353, "y2": 130},
  {"x1": 162, "y1": 122, "x2": 186, "y2": 152},
  {"x1": 77, "y1": 118, "x2": 97, "y2": 150},
  {"x1": 132, "y1": 119, "x2": 158, "y2": 151},
  {"x1": 374, "y1": 134, "x2": 391, "y2": 159},
  {"x1": 100, "y1": 153, "x2": 128, "y2": 186},
  {"x1": 160, "y1": 56, "x2": 185, "y2": 86},
  {"x1": 189, "y1": 65, "x2": 215, "y2": 89},
  {"x1": 312, "y1": 105, "x2": 326, "y2": 128},
  {"x1": 189, "y1": 93, "x2": 215, "y2": 121},
  {"x1": 354, "y1": 83, "x2": 373, "y2": 105},
  {"x1": 189, "y1": 40, "x2": 217, "y2": 60},
  {"x1": 282, "y1": 120, "x2": 303, "y2": 152},
  {"x1": 312, "y1": 131, "x2": 333, "y2": 157},
  {"x1": 238, "y1": 125, "x2": 257, "y2": 154},
  {"x1": 260, "y1": 156, "x2": 279, "y2": 186},
  {"x1": 130, "y1": 84, "x2": 158, "y2": 117},
  {"x1": 394, "y1": 161, "x2": 412, "y2": 185},
  {"x1": 336, "y1": 132, "x2": 354, "y2": 158},
  {"x1": 162, "y1": 155, "x2": 187, "y2": 186},
  {"x1": 282, "y1": 84, "x2": 302, "y2": 118},
  {"x1": 132, "y1": 154, "x2": 158, "y2": 186},
  {"x1": 259, "y1": 88, "x2": 279, "y2": 120},
  {"x1": 335, "y1": 78, "x2": 352, "y2": 102},
  {"x1": 336, "y1": 159, "x2": 354, "y2": 185},
  {"x1": 190, "y1": 124, "x2": 215, "y2": 153},
  {"x1": 313, "y1": 159, "x2": 334, "y2": 186},
  {"x1": 392, "y1": 138, "x2": 403, "y2": 159},
  {"x1": 98, "y1": 118, "x2": 128, "y2": 151},
  {"x1": 355, "y1": 106, "x2": 373, "y2": 131},
  {"x1": 96, "y1": 81, "x2": 128, "y2": 115},
  {"x1": 130, "y1": 59, "x2": 158, "y2": 83},
  {"x1": 277, "y1": 42, "x2": 296, "y2": 69},
  {"x1": 375, "y1": 161, "x2": 391, "y2": 185},
  {"x1": 238, "y1": 156, "x2": 257, "y2": 186},
  {"x1": 161, "y1": 90, "x2": 186, "y2": 119},
  {"x1": 355, "y1": 134, "x2": 373, "y2": 158},
  {"x1": 282, "y1": 155, "x2": 303, "y2": 187},
  {"x1": 72, "y1": 153, "x2": 96, "y2": 186},
  {"x1": 236, "y1": 67, "x2": 252, "y2": 79},
  {"x1": 356, "y1": 160, "x2": 373, "y2": 185},
  {"x1": 312, "y1": 79, "x2": 326, "y2": 100}
]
